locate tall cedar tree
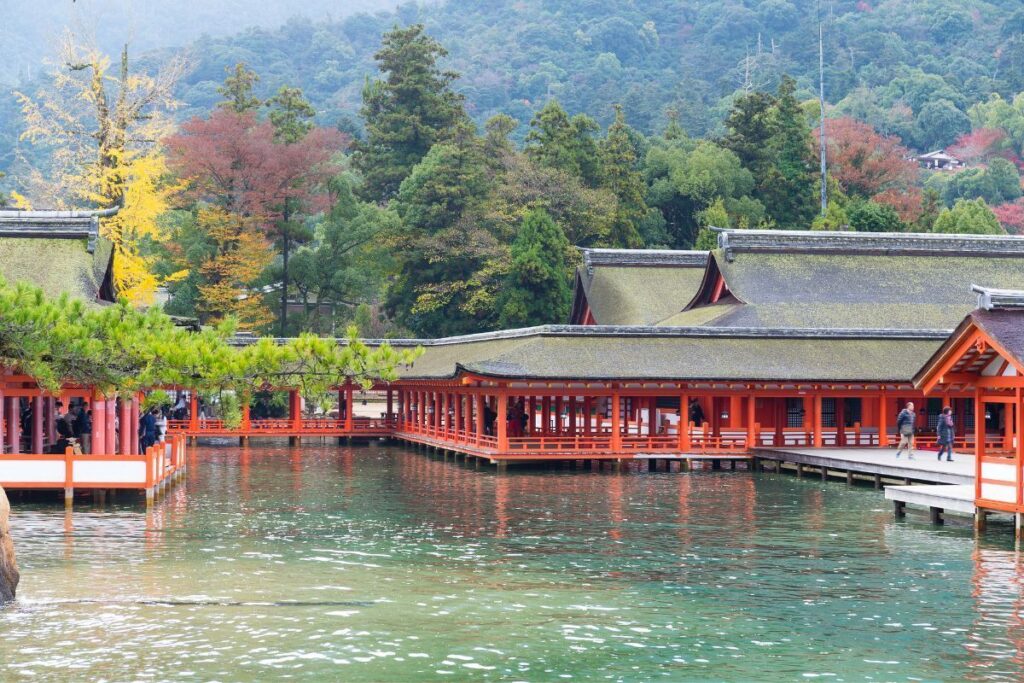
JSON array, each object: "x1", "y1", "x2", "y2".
[
  {"x1": 599, "y1": 105, "x2": 646, "y2": 248},
  {"x1": 387, "y1": 124, "x2": 492, "y2": 336},
  {"x1": 525, "y1": 100, "x2": 602, "y2": 186},
  {"x1": 722, "y1": 77, "x2": 817, "y2": 229},
  {"x1": 498, "y1": 209, "x2": 572, "y2": 328},
  {"x1": 218, "y1": 63, "x2": 261, "y2": 113},
  {"x1": 355, "y1": 25, "x2": 466, "y2": 201},
  {"x1": 761, "y1": 76, "x2": 818, "y2": 229},
  {"x1": 266, "y1": 86, "x2": 318, "y2": 335}
]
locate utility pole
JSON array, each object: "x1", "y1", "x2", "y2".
[{"x1": 819, "y1": 23, "x2": 827, "y2": 217}]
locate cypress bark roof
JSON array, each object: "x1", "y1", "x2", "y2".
[
  {"x1": 0, "y1": 210, "x2": 117, "y2": 303},
  {"x1": 368, "y1": 326, "x2": 946, "y2": 383},
  {"x1": 661, "y1": 230, "x2": 1024, "y2": 330},
  {"x1": 571, "y1": 248, "x2": 708, "y2": 325}
]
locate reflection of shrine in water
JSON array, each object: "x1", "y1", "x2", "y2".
[{"x1": 969, "y1": 546, "x2": 1024, "y2": 678}]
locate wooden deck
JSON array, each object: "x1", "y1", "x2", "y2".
[{"x1": 753, "y1": 446, "x2": 975, "y2": 485}]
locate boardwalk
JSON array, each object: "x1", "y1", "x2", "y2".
[{"x1": 753, "y1": 446, "x2": 974, "y2": 485}]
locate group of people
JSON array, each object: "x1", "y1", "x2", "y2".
[
  {"x1": 894, "y1": 401, "x2": 956, "y2": 461},
  {"x1": 49, "y1": 401, "x2": 169, "y2": 454}
]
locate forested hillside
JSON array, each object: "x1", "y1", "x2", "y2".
[{"x1": 3, "y1": 0, "x2": 1024, "y2": 338}]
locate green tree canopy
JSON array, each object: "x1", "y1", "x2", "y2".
[
  {"x1": 498, "y1": 209, "x2": 573, "y2": 328},
  {"x1": 932, "y1": 198, "x2": 1004, "y2": 234}
]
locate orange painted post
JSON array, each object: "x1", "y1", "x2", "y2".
[
  {"x1": 475, "y1": 393, "x2": 485, "y2": 439},
  {"x1": 975, "y1": 388, "x2": 985, "y2": 502},
  {"x1": 345, "y1": 383, "x2": 354, "y2": 432},
  {"x1": 835, "y1": 398, "x2": 846, "y2": 447},
  {"x1": 31, "y1": 395, "x2": 43, "y2": 454},
  {"x1": 454, "y1": 391, "x2": 462, "y2": 437},
  {"x1": 386, "y1": 389, "x2": 393, "y2": 420},
  {"x1": 1015, "y1": 388, "x2": 1022, "y2": 508},
  {"x1": 555, "y1": 396, "x2": 562, "y2": 435},
  {"x1": 92, "y1": 394, "x2": 106, "y2": 455},
  {"x1": 746, "y1": 394, "x2": 756, "y2": 448},
  {"x1": 583, "y1": 397, "x2": 591, "y2": 436},
  {"x1": 440, "y1": 392, "x2": 449, "y2": 438},
  {"x1": 569, "y1": 396, "x2": 577, "y2": 435},
  {"x1": 679, "y1": 394, "x2": 690, "y2": 451},
  {"x1": 611, "y1": 392, "x2": 622, "y2": 452},
  {"x1": 1004, "y1": 402, "x2": 1013, "y2": 448},
  {"x1": 189, "y1": 393, "x2": 199, "y2": 431},
  {"x1": 497, "y1": 394, "x2": 508, "y2": 452},
  {"x1": 119, "y1": 398, "x2": 130, "y2": 454},
  {"x1": 812, "y1": 394, "x2": 823, "y2": 448},
  {"x1": 878, "y1": 394, "x2": 889, "y2": 447},
  {"x1": 64, "y1": 446, "x2": 74, "y2": 505},
  {"x1": 105, "y1": 398, "x2": 116, "y2": 454},
  {"x1": 801, "y1": 396, "x2": 812, "y2": 444},
  {"x1": 542, "y1": 397, "x2": 550, "y2": 435},
  {"x1": 6, "y1": 396, "x2": 20, "y2": 454}
]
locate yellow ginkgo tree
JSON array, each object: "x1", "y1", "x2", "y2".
[{"x1": 15, "y1": 31, "x2": 188, "y2": 304}]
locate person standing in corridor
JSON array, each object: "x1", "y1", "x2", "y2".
[{"x1": 895, "y1": 402, "x2": 916, "y2": 460}]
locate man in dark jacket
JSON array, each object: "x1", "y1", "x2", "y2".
[
  {"x1": 936, "y1": 406, "x2": 955, "y2": 462},
  {"x1": 74, "y1": 407, "x2": 92, "y2": 454},
  {"x1": 139, "y1": 408, "x2": 158, "y2": 451}
]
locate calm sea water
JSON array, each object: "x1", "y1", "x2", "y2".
[{"x1": 1, "y1": 442, "x2": 1022, "y2": 682}]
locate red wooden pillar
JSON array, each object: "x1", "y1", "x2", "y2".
[
  {"x1": 241, "y1": 402, "x2": 251, "y2": 431},
  {"x1": 476, "y1": 393, "x2": 485, "y2": 437},
  {"x1": 528, "y1": 397, "x2": 536, "y2": 434},
  {"x1": 119, "y1": 397, "x2": 131, "y2": 454},
  {"x1": 497, "y1": 392, "x2": 508, "y2": 452},
  {"x1": 568, "y1": 396, "x2": 577, "y2": 434},
  {"x1": 45, "y1": 396, "x2": 56, "y2": 444},
  {"x1": 454, "y1": 391, "x2": 463, "y2": 437},
  {"x1": 105, "y1": 398, "x2": 116, "y2": 453},
  {"x1": 441, "y1": 392, "x2": 449, "y2": 438},
  {"x1": 542, "y1": 397, "x2": 550, "y2": 435},
  {"x1": 746, "y1": 394, "x2": 756, "y2": 448},
  {"x1": 975, "y1": 388, "x2": 985, "y2": 501},
  {"x1": 611, "y1": 392, "x2": 622, "y2": 452},
  {"x1": 1015, "y1": 387, "x2": 1023, "y2": 508},
  {"x1": 583, "y1": 397, "x2": 591, "y2": 435},
  {"x1": 679, "y1": 393, "x2": 691, "y2": 451},
  {"x1": 130, "y1": 395, "x2": 140, "y2": 454},
  {"x1": 4, "y1": 394, "x2": 17, "y2": 455},
  {"x1": 30, "y1": 395, "x2": 43, "y2": 453},
  {"x1": 345, "y1": 383, "x2": 354, "y2": 432},
  {"x1": 189, "y1": 392, "x2": 199, "y2": 431},
  {"x1": 836, "y1": 398, "x2": 846, "y2": 447},
  {"x1": 812, "y1": 394, "x2": 823, "y2": 448},
  {"x1": 92, "y1": 394, "x2": 106, "y2": 455}
]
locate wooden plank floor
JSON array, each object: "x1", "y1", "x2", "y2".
[{"x1": 753, "y1": 447, "x2": 974, "y2": 485}]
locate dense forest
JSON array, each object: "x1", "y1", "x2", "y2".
[{"x1": 2, "y1": 0, "x2": 1024, "y2": 338}]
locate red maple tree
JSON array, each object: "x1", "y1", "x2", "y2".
[{"x1": 817, "y1": 117, "x2": 919, "y2": 198}]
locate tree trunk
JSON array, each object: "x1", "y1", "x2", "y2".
[
  {"x1": 0, "y1": 485, "x2": 19, "y2": 603},
  {"x1": 279, "y1": 221, "x2": 290, "y2": 338}
]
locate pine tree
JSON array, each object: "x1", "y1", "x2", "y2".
[
  {"x1": 599, "y1": 105, "x2": 646, "y2": 248},
  {"x1": 355, "y1": 24, "x2": 467, "y2": 200},
  {"x1": 498, "y1": 209, "x2": 572, "y2": 328},
  {"x1": 267, "y1": 86, "x2": 315, "y2": 144},
  {"x1": 217, "y1": 63, "x2": 261, "y2": 113}
]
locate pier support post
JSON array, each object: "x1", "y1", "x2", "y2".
[
  {"x1": 64, "y1": 487, "x2": 73, "y2": 507},
  {"x1": 975, "y1": 509, "x2": 988, "y2": 533},
  {"x1": 1016, "y1": 512, "x2": 1023, "y2": 540},
  {"x1": 846, "y1": 470, "x2": 854, "y2": 485},
  {"x1": 496, "y1": 461, "x2": 508, "y2": 473},
  {"x1": 796, "y1": 463, "x2": 803, "y2": 478},
  {"x1": 929, "y1": 506, "x2": 944, "y2": 525},
  {"x1": 893, "y1": 500, "x2": 905, "y2": 518},
  {"x1": 873, "y1": 473, "x2": 881, "y2": 489},
  {"x1": 820, "y1": 466, "x2": 827, "y2": 482}
]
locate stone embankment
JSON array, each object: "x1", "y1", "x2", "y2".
[{"x1": 0, "y1": 485, "x2": 18, "y2": 602}]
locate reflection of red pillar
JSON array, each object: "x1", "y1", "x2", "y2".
[{"x1": 92, "y1": 395, "x2": 106, "y2": 455}]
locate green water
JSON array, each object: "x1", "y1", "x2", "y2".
[{"x1": 2, "y1": 443, "x2": 1022, "y2": 682}]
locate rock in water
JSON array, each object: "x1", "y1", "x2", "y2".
[{"x1": 0, "y1": 485, "x2": 18, "y2": 602}]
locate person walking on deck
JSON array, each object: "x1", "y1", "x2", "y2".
[
  {"x1": 936, "y1": 406, "x2": 955, "y2": 462},
  {"x1": 895, "y1": 402, "x2": 916, "y2": 459}
]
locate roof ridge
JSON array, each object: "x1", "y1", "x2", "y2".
[
  {"x1": 579, "y1": 247, "x2": 708, "y2": 274},
  {"x1": 233, "y1": 324, "x2": 952, "y2": 348},
  {"x1": 973, "y1": 284, "x2": 1024, "y2": 310},
  {"x1": 0, "y1": 208, "x2": 117, "y2": 253},
  {"x1": 718, "y1": 229, "x2": 1024, "y2": 261}
]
